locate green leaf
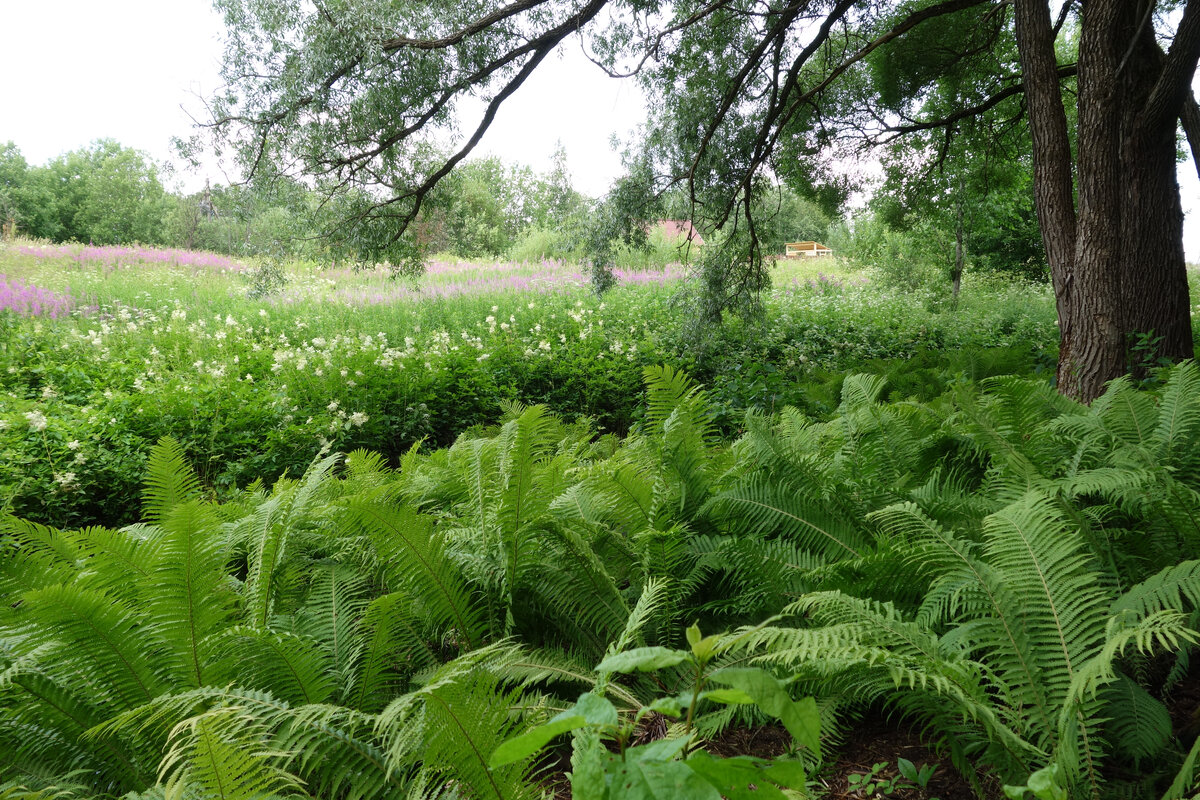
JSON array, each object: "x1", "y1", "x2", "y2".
[
  {"x1": 684, "y1": 752, "x2": 790, "y2": 800},
  {"x1": 648, "y1": 696, "x2": 685, "y2": 717},
  {"x1": 1027, "y1": 764, "x2": 1067, "y2": 800},
  {"x1": 708, "y1": 668, "x2": 820, "y2": 757},
  {"x1": 608, "y1": 756, "x2": 722, "y2": 799},
  {"x1": 490, "y1": 716, "x2": 586, "y2": 768},
  {"x1": 626, "y1": 737, "x2": 690, "y2": 763},
  {"x1": 596, "y1": 647, "x2": 690, "y2": 674},
  {"x1": 570, "y1": 728, "x2": 609, "y2": 800},
  {"x1": 699, "y1": 688, "x2": 755, "y2": 705},
  {"x1": 490, "y1": 691, "x2": 619, "y2": 768},
  {"x1": 1161, "y1": 732, "x2": 1200, "y2": 800},
  {"x1": 575, "y1": 692, "x2": 620, "y2": 727},
  {"x1": 763, "y1": 758, "x2": 808, "y2": 787},
  {"x1": 896, "y1": 756, "x2": 917, "y2": 782}
]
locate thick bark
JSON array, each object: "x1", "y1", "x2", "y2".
[
  {"x1": 1067, "y1": 0, "x2": 1125, "y2": 401},
  {"x1": 1012, "y1": 0, "x2": 1080, "y2": 389},
  {"x1": 1119, "y1": 0, "x2": 1195, "y2": 375},
  {"x1": 1017, "y1": 0, "x2": 1198, "y2": 401},
  {"x1": 1183, "y1": 91, "x2": 1200, "y2": 180}
]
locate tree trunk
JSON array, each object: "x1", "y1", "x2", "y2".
[
  {"x1": 952, "y1": 183, "x2": 964, "y2": 310},
  {"x1": 1118, "y1": 0, "x2": 1195, "y2": 376},
  {"x1": 1064, "y1": 0, "x2": 1125, "y2": 401},
  {"x1": 1183, "y1": 91, "x2": 1200, "y2": 179},
  {"x1": 1013, "y1": 0, "x2": 1081, "y2": 388},
  {"x1": 1016, "y1": 0, "x2": 1198, "y2": 401}
]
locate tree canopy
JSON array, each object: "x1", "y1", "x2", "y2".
[{"x1": 200, "y1": 0, "x2": 1200, "y2": 399}]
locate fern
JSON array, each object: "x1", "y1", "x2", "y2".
[
  {"x1": 345, "y1": 494, "x2": 489, "y2": 651},
  {"x1": 376, "y1": 649, "x2": 543, "y2": 800},
  {"x1": 160, "y1": 708, "x2": 303, "y2": 800},
  {"x1": 144, "y1": 501, "x2": 231, "y2": 689},
  {"x1": 141, "y1": 438, "x2": 203, "y2": 526}
]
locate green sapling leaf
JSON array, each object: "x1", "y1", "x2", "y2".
[
  {"x1": 597, "y1": 646, "x2": 691, "y2": 673},
  {"x1": 684, "y1": 752, "x2": 789, "y2": 800},
  {"x1": 490, "y1": 714, "x2": 586, "y2": 768},
  {"x1": 709, "y1": 667, "x2": 821, "y2": 757}
]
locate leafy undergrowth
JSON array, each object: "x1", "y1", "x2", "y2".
[
  {"x1": 4, "y1": 363, "x2": 1200, "y2": 799},
  {"x1": 0, "y1": 241, "x2": 1058, "y2": 528}
]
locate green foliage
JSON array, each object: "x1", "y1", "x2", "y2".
[
  {"x1": 493, "y1": 621, "x2": 819, "y2": 800},
  {"x1": 4, "y1": 363, "x2": 1200, "y2": 798},
  {"x1": 26, "y1": 140, "x2": 169, "y2": 245}
]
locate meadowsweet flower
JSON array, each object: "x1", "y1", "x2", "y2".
[
  {"x1": 349, "y1": 411, "x2": 368, "y2": 427},
  {"x1": 54, "y1": 472, "x2": 78, "y2": 491},
  {"x1": 24, "y1": 410, "x2": 48, "y2": 431},
  {"x1": 327, "y1": 400, "x2": 339, "y2": 412},
  {"x1": 0, "y1": 420, "x2": 8, "y2": 430}
]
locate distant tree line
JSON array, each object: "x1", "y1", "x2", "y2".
[{"x1": 0, "y1": 137, "x2": 1048, "y2": 286}]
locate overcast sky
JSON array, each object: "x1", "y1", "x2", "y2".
[{"x1": 2, "y1": 0, "x2": 1198, "y2": 259}]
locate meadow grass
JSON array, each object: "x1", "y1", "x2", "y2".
[{"x1": 0, "y1": 239, "x2": 1062, "y2": 527}]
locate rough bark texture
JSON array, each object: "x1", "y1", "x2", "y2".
[
  {"x1": 1016, "y1": 0, "x2": 1199, "y2": 401},
  {"x1": 1068, "y1": 0, "x2": 1125, "y2": 400},
  {"x1": 1013, "y1": 0, "x2": 1081, "y2": 392},
  {"x1": 1183, "y1": 92, "x2": 1200, "y2": 180},
  {"x1": 1118, "y1": 0, "x2": 1195, "y2": 376}
]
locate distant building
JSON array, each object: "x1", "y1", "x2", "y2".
[
  {"x1": 785, "y1": 241, "x2": 833, "y2": 258},
  {"x1": 655, "y1": 220, "x2": 705, "y2": 246}
]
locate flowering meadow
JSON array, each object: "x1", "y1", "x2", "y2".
[{"x1": 0, "y1": 240, "x2": 1059, "y2": 527}]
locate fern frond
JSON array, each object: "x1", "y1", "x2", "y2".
[
  {"x1": 377, "y1": 649, "x2": 542, "y2": 800},
  {"x1": 837, "y1": 374, "x2": 889, "y2": 412},
  {"x1": 1111, "y1": 560, "x2": 1200, "y2": 619},
  {"x1": 141, "y1": 438, "x2": 203, "y2": 525},
  {"x1": 982, "y1": 494, "x2": 1110, "y2": 706},
  {"x1": 207, "y1": 627, "x2": 335, "y2": 706},
  {"x1": 144, "y1": 500, "x2": 232, "y2": 689},
  {"x1": 16, "y1": 585, "x2": 168, "y2": 710},
  {"x1": 1098, "y1": 673, "x2": 1173, "y2": 769},
  {"x1": 1152, "y1": 361, "x2": 1200, "y2": 467},
  {"x1": 242, "y1": 454, "x2": 341, "y2": 631},
  {"x1": 0, "y1": 517, "x2": 82, "y2": 596},
  {"x1": 161, "y1": 707, "x2": 303, "y2": 800},
  {"x1": 642, "y1": 364, "x2": 718, "y2": 445},
  {"x1": 344, "y1": 495, "x2": 489, "y2": 651},
  {"x1": 704, "y1": 478, "x2": 866, "y2": 559},
  {"x1": 346, "y1": 591, "x2": 439, "y2": 711},
  {"x1": 285, "y1": 564, "x2": 368, "y2": 699}
]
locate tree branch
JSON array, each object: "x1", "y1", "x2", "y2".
[
  {"x1": 879, "y1": 64, "x2": 1076, "y2": 138},
  {"x1": 380, "y1": 0, "x2": 555, "y2": 52},
  {"x1": 1182, "y1": 89, "x2": 1200, "y2": 182},
  {"x1": 1142, "y1": 0, "x2": 1200, "y2": 132}
]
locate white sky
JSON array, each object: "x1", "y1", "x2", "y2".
[{"x1": 1, "y1": 0, "x2": 1197, "y2": 259}]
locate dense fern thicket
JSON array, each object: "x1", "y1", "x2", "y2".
[{"x1": 3, "y1": 365, "x2": 1200, "y2": 798}]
